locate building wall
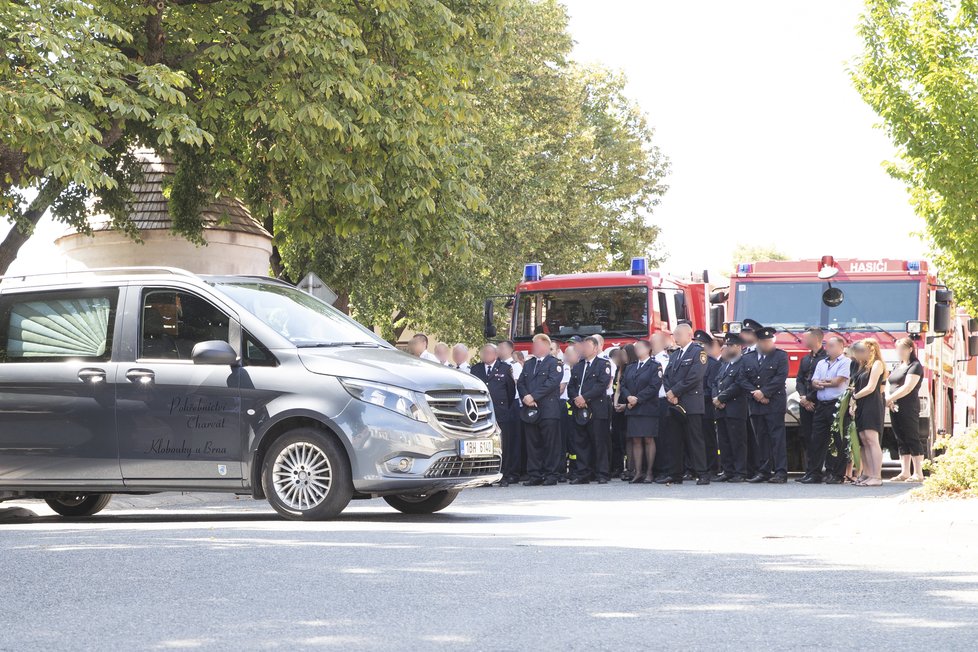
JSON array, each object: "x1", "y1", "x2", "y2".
[{"x1": 56, "y1": 230, "x2": 272, "y2": 276}]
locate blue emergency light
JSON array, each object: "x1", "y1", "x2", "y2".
[
  {"x1": 523, "y1": 263, "x2": 542, "y2": 282},
  {"x1": 737, "y1": 262, "x2": 752, "y2": 276},
  {"x1": 630, "y1": 257, "x2": 648, "y2": 276},
  {"x1": 907, "y1": 260, "x2": 921, "y2": 274}
]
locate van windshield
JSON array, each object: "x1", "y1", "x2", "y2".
[{"x1": 215, "y1": 281, "x2": 387, "y2": 348}]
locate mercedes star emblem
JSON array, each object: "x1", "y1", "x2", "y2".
[{"x1": 462, "y1": 397, "x2": 480, "y2": 425}]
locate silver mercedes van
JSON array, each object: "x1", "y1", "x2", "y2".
[{"x1": 0, "y1": 268, "x2": 500, "y2": 519}]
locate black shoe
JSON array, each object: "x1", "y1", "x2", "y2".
[
  {"x1": 630, "y1": 475, "x2": 646, "y2": 484},
  {"x1": 522, "y1": 479, "x2": 543, "y2": 486},
  {"x1": 569, "y1": 478, "x2": 590, "y2": 485},
  {"x1": 498, "y1": 479, "x2": 510, "y2": 487},
  {"x1": 797, "y1": 475, "x2": 822, "y2": 484},
  {"x1": 824, "y1": 475, "x2": 843, "y2": 485},
  {"x1": 696, "y1": 476, "x2": 711, "y2": 486},
  {"x1": 747, "y1": 474, "x2": 769, "y2": 484},
  {"x1": 712, "y1": 473, "x2": 730, "y2": 483},
  {"x1": 654, "y1": 476, "x2": 682, "y2": 485},
  {"x1": 726, "y1": 475, "x2": 745, "y2": 483},
  {"x1": 768, "y1": 475, "x2": 787, "y2": 484},
  {"x1": 542, "y1": 478, "x2": 558, "y2": 486},
  {"x1": 557, "y1": 476, "x2": 569, "y2": 483},
  {"x1": 597, "y1": 478, "x2": 609, "y2": 484},
  {"x1": 682, "y1": 472, "x2": 696, "y2": 481},
  {"x1": 794, "y1": 474, "x2": 812, "y2": 483}
]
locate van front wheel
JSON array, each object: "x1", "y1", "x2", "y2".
[
  {"x1": 383, "y1": 491, "x2": 458, "y2": 514},
  {"x1": 262, "y1": 427, "x2": 353, "y2": 520},
  {"x1": 45, "y1": 493, "x2": 112, "y2": 517}
]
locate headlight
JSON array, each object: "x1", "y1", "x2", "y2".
[{"x1": 339, "y1": 378, "x2": 428, "y2": 422}]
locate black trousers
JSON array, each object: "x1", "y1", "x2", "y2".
[
  {"x1": 808, "y1": 400, "x2": 849, "y2": 479},
  {"x1": 499, "y1": 416, "x2": 522, "y2": 481},
  {"x1": 609, "y1": 407, "x2": 626, "y2": 475},
  {"x1": 745, "y1": 415, "x2": 759, "y2": 477},
  {"x1": 653, "y1": 400, "x2": 672, "y2": 478},
  {"x1": 574, "y1": 417, "x2": 610, "y2": 481},
  {"x1": 671, "y1": 409, "x2": 707, "y2": 479},
  {"x1": 525, "y1": 418, "x2": 562, "y2": 482},
  {"x1": 751, "y1": 412, "x2": 787, "y2": 478},
  {"x1": 717, "y1": 415, "x2": 748, "y2": 478},
  {"x1": 703, "y1": 414, "x2": 719, "y2": 474}
]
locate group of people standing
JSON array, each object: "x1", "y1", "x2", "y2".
[{"x1": 409, "y1": 319, "x2": 927, "y2": 486}]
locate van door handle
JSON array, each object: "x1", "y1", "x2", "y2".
[
  {"x1": 78, "y1": 368, "x2": 107, "y2": 384},
  {"x1": 125, "y1": 368, "x2": 155, "y2": 384}
]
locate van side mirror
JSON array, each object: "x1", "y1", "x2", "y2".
[
  {"x1": 192, "y1": 340, "x2": 238, "y2": 366},
  {"x1": 483, "y1": 299, "x2": 497, "y2": 339},
  {"x1": 932, "y1": 288, "x2": 953, "y2": 334},
  {"x1": 969, "y1": 334, "x2": 978, "y2": 358},
  {"x1": 709, "y1": 305, "x2": 725, "y2": 333}
]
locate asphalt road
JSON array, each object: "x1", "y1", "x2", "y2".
[{"x1": 2, "y1": 481, "x2": 978, "y2": 651}]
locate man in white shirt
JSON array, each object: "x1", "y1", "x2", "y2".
[
  {"x1": 651, "y1": 331, "x2": 672, "y2": 478},
  {"x1": 409, "y1": 333, "x2": 439, "y2": 362},
  {"x1": 434, "y1": 342, "x2": 451, "y2": 366},
  {"x1": 451, "y1": 343, "x2": 471, "y2": 372}
]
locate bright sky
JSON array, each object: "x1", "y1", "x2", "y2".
[{"x1": 562, "y1": 0, "x2": 925, "y2": 276}]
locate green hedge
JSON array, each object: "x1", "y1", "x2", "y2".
[{"x1": 914, "y1": 429, "x2": 978, "y2": 499}]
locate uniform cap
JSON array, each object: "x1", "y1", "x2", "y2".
[
  {"x1": 693, "y1": 329, "x2": 713, "y2": 346},
  {"x1": 742, "y1": 318, "x2": 764, "y2": 332},
  {"x1": 724, "y1": 332, "x2": 744, "y2": 345},
  {"x1": 756, "y1": 326, "x2": 777, "y2": 340}
]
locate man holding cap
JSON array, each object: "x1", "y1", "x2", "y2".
[
  {"x1": 517, "y1": 334, "x2": 565, "y2": 486},
  {"x1": 739, "y1": 326, "x2": 790, "y2": 483},
  {"x1": 658, "y1": 323, "x2": 710, "y2": 485},
  {"x1": 568, "y1": 336, "x2": 612, "y2": 484},
  {"x1": 712, "y1": 333, "x2": 749, "y2": 482}
]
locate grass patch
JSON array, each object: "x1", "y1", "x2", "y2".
[{"x1": 913, "y1": 429, "x2": 978, "y2": 499}]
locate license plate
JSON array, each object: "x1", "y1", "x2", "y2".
[{"x1": 459, "y1": 439, "x2": 494, "y2": 458}]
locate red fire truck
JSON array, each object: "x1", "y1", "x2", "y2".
[
  {"x1": 483, "y1": 258, "x2": 711, "y2": 352},
  {"x1": 714, "y1": 256, "x2": 978, "y2": 463}
]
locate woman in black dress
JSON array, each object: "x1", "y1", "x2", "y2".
[
  {"x1": 618, "y1": 340, "x2": 662, "y2": 484},
  {"x1": 850, "y1": 340, "x2": 887, "y2": 486},
  {"x1": 886, "y1": 337, "x2": 925, "y2": 482}
]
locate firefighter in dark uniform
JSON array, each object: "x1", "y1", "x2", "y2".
[
  {"x1": 471, "y1": 344, "x2": 516, "y2": 486},
  {"x1": 516, "y1": 334, "x2": 565, "y2": 486},
  {"x1": 739, "y1": 326, "x2": 790, "y2": 483},
  {"x1": 567, "y1": 335, "x2": 612, "y2": 484},
  {"x1": 712, "y1": 333, "x2": 749, "y2": 482},
  {"x1": 739, "y1": 318, "x2": 763, "y2": 476},
  {"x1": 794, "y1": 327, "x2": 827, "y2": 465},
  {"x1": 694, "y1": 329, "x2": 722, "y2": 477},
  {"x1": 658, "y1": 323, "x2": 710, "y2": 485}
]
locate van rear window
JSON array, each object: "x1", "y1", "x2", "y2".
[{"x1": 0, "y1": 290, "x2": 117, "y2": 362}]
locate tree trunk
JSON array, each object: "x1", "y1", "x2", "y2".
[{"x1": 0, "y1": 178, "x2": 65, "y2": 274}]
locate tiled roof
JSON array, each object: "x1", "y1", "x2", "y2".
[{"x1": 75, "y1": 149, "x2": 271, "y2": 238}]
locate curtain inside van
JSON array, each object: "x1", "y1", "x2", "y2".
[{"x1": 7, "y1": 297, "x2": 111, "y2": 358}]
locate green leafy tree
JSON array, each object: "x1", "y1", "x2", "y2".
[
  {"x1": 852, "y1": 0, "x2": 978, "y2": 311},
  {"x1": 731, "y1": 243, "x2": 788, "y2": 268},
  {"x1": 287, "y1": 0, "x2": 669, "y2": 342},
  {"x1": 1, "y1": 0, "x2": 504, "y2": 278}
]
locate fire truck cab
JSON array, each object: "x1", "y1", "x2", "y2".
[
  {"x1": 714, "y1": 256, "x2": 978, "y2": 464},
  {"x1": 484, "y1": 259, "x2": 711, "y2": 352}
]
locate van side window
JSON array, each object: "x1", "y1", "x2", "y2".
[
  {"x1": 140, "y1": 290, "x2": 230, "y2": 360},
  {"x1": 244, "y1": 333, "x2": 277, "y2": 367},
  {"x1": 0, "y1": 290, "x2": 117, "y2": 362}
]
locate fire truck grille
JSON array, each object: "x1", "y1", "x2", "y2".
[
  {"x1": 424, "y1": 390, "x2": 494, "y2": 435},
  {"x1": 425, "y1": 455, "x2": 502, "y2": 478}
]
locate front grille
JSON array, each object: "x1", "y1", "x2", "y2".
[
  {"x1": 424, "y1": 390, "x2": 494, "y2": 435},
  {"x1": 425, "y1": 455, "x2": 502, "y2": 478}
]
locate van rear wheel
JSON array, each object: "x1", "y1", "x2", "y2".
[
  {"x1": 262, "y1": 427, "x2": 352, "y2": 520},
  {"x1": 45, "y1": 493, "x2": 112, "y2": 517},
  {"x1": 383, "y1": 491, "x2": 458, "y2": 515}
]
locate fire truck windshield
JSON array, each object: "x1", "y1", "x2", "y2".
[
  {"x1": 514, "y1": 286, "x2": 648, "y2": 340},
  {"x1": 733, "y1": 280, "x2": 920, "y2": 331}
]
